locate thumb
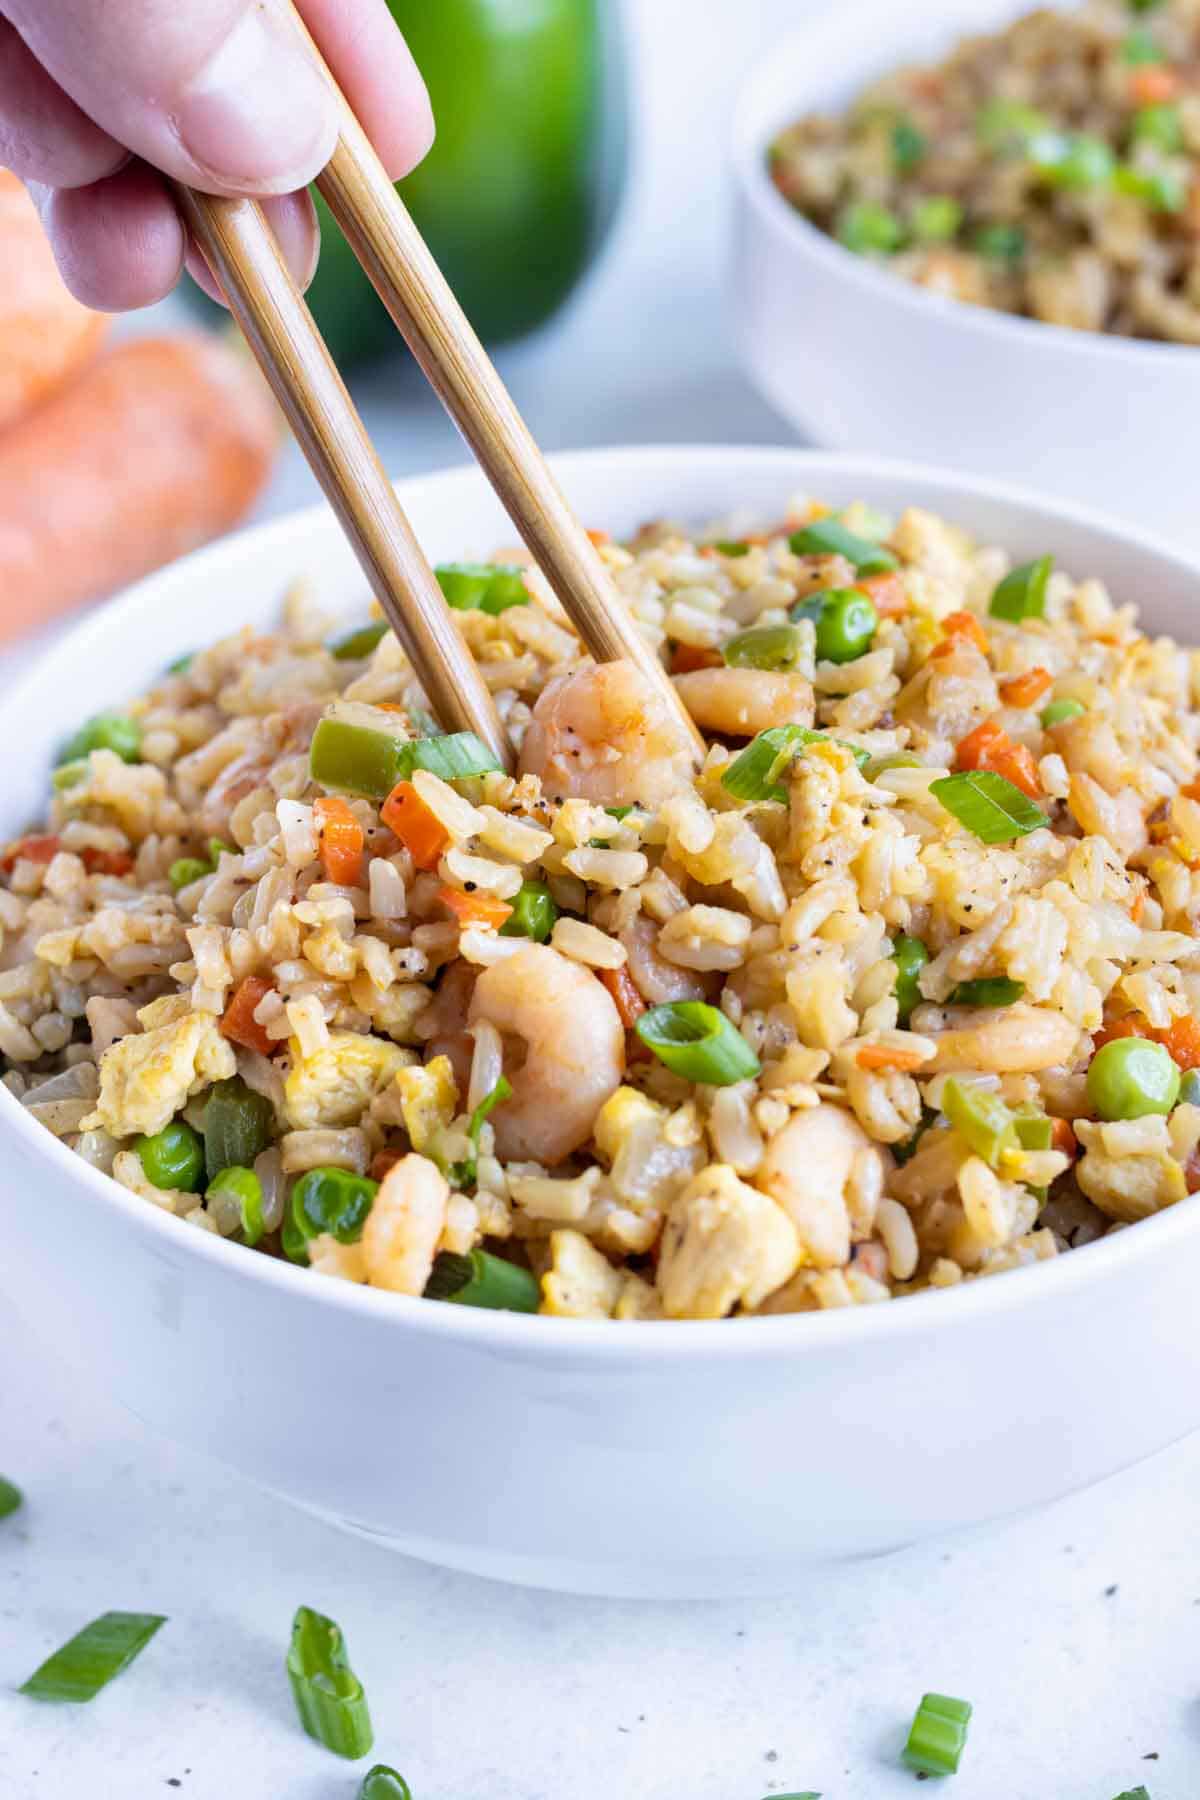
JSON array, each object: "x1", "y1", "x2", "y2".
[{"x1": 5, "y1": 0, "x2": 339, "y2": 196}]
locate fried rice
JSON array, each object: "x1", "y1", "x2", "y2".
[
  {"x1": 770, "y1": 0, "x2": 1200, "y2": 342},
  {"x1": 5, "y1": 496, "x2": 1200, "y2": 1321}
]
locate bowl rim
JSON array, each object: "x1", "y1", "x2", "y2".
[
  {"x1": 731, "y1": 13, "x2": 1200, "y2": 370},
  {"x1": 7, "y1": 440, "x2": 1200, "y2": 1361}
]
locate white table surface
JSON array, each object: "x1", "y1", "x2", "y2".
[{"x1": 3, "y1": 3, "x2": 1199, "y2": 1795}]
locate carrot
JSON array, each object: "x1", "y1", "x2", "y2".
[
  {"x1": 956, "y1": 717, "x2": 1041, "y2": 800},
  {"x1": 380, "y1": 780, "x2": 450, "y2": 870},
  {"x1": 858, "y1": 571, "x2": 907, "y2": 617},
  {"x1": 855, "y1": 1043, "x2": 926, "y2": 1071},
  {"x1": 80, "y1": 847, "x2": 133, "y2": 877},
  {"x1": 586, "y1": 528, "x2": 612, "y2": 546},
  {"x1": 670, "y1": 643, "x2": 724, "y2": 675},
  {"x1": 0, "y1": 833, "x2": 60, "y2": 873},
  {"x1": 0, "y1": 172, "x2": 108, "y2": 434},
  {"x1": 600, "y1": 964, "x2": 647, "y2": 1029},
  {"x1": 1159, "y1": 1015, "x2": 1200, "y2": 1071},
  {"x1": 999, "y1": 667, "x2": 1053, "y2": 708},
  {"x1": 1051, "y1": 1117, "x2": 1078, "y2": 1160},
  {"x1": 1178, "y1": 778, "x2": 1200, "y2": 803},
  {"x1": 931, "y1": 610, "x2": 989, "y2": 658},
  {"x1": 1130, "y1": 889, "x2": 1146, "y2": 924},
  {"x1": 1131, "y1": 64, "x2": 1179, "y2": 105},
  {"x1": 436, "y1": 885, "x2": 513, "y2": 931},
  {"x1": 0, "y1": 333, "x2": 277, "y2": 643},
  {"x1": 313, "y1": 795, "x2": 364, "y2": 887},
  {"x1": 220, "y1": 975, "x2": 277, "y2": 1057}
]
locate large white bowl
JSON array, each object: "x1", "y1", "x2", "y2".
[
  {"x1": 731, "y1": 0, "x2": 1200, "y2": 548},
  {"x1": 6, "y1": 446, "x2": 1200, "y2": 1598}
]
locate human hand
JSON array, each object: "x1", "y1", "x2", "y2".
[{"x1": 0, "y1": 0, "x2": 433, "y2": 310}]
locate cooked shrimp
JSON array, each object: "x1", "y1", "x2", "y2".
[
  {"x1": 468, "y1": 942, "x2": 624, "y2": 1163},
  {"x1": 757, "y1": 1102, "x2": 887, "y2": 1268},
  {"x1": 361, "y1": 1152, "x2": 449, "y2": 1296},
  {"x1": 518, "y1": 658, "x2": 694, "y2": 806},
  {"x1": 673, "y1": 667, "x2": 813, "y2": 738}
]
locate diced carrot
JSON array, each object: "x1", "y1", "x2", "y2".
[
  {"x1": 313, "y1": 794, "x2": 365, "y2": 887},
  {"x1": 586, "y1": 528, "x2": 612, "y2": 546},
  {"x1": 955, "y1": 716, "x2": 1041, "y2": 799},
  {"x1": 437, "y1": 885, "x2": 514, "y2": 931},
  {"x1": 931, "y1": 610, "x2": 990, "y2": 658},
  {"x1": 1159, "y1": 1015, "x2": 1200, "y2": 1071},
  {"x1": 1131, "y1": 64, "x2": 1179, "y2": 105},
  {"x1": 374, "y1": 701, "x2": 406, "y2": 714},
  {"x1": 1179, "y1": 777, "x2": 1200, "y2": 803},
  {"x1": 600, "y1": 964, "x2": 647, "y2": 1029},
  {"x1": 858, "y1": 571, "x2": 908, "y2": 617},
  {"x1": 380, "y1": 780, "x2": 450, "y2": 871},
  {"x1": 855, "y1": 1043, "x2": 926, "y2": 1071},
  {"x1": 999, "y1": 666, "x2": 1053, "y2": 708},
  {"x1": 220, "y1": 974, "x2": 277, "y2": 1057},
  {"x1": 670, "y1": 642, "x2": 724, "y2": 675},
  {"x1": 0, "y1": 833, "x2": 60, "y2": 873},
  {"x1": 81, "y1": 847, "x2": 134, "y2": 877},
  {"x1": 370, "y1": 1149, "x2": 403, "y2": 1183},
  {"x1": 1051, "y1": 1117, "x2": 1078, "y2": 1159},
  {"x1": 1130, "y1": 889, "x2": 1146, "y2": 924}
]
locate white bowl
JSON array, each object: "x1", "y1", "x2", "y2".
[
  {"x1": 731, "y1": 0, "x2": 1200, "y2": 549},
  {"x1": 6, "y1": 446, "x2": 1200, "y2": 1598}
]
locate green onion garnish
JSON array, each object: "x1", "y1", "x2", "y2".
[
  {"x1": 435, "y1": 562, "x2": 530, "y2": 615},
  {"x1": 713, "y1": 539, "x2": 751, "y2": 557},
  {"x1": 865, "y1": 750, "x2": 923, "y2": 780},
  {"x1": 499, "y1": 879, "x2": 558, "y2": 944},
  {"x1": 328, "y1": 620, "x2": 389, "y2": 661},
  {"x1": 56, "y1": 712, "x2": 142, "y2": 768},
  {"x1": 606, "y1": 804, "x2": 634, "y2": 820},
  {"x1": 722, "y1": 624, "x2": 803, "y2": 671},
  {"x1": 448, "y1": 1075, "x2": 513, "y2": 1188},
  {"x1": 425, "y1": 1247, "x2": 541, "y2": 1312},
  {"x1": 635, "y1": 1001, "x2": 760, "y2": 1085},
  {"x1": 310, "y1": 717, "x2": 406, "y2": 799},
  {"x1": 929, "y1": 770, "x2": 1049, "y2": 843},
  {"x1": 892, "y1": 935, "x2": 929, "y2": 1025},
  {"x1": 51, "y1": 759, "x2": 88, "y2": 791},
  {"x1": 789, "y1": 518, "x2": 899, "y2": 574},
  {"x1": 20, "y1": 1612, "x2": 166, "y2": 1703},
  {"x1": 1123, "y1": 25, "x2": 1163, "y2": 62},
  {"x1": 972, "y1": 221, "x2": 1027, "y2": 264},
  {"x1": 947, "y1": 977, "x2": 1024, "y2": 1008},
  {"x1": 395, "y1": 731, "x2": 503, "y2": 784},
  {"x1": 1027, "y1": 129, "x2": 1115, "y2": 190},
  {"x1": 911, "y1": 195, "x2": 963, "y2": 243},
  {"x1": 1040, "y1": 697, "x2": 1085, "y2": 729},
  {"x1": 287, "y1": 1605, "x2": 373, "y2": 1761},
  {"x1": 1013, "y1": 1110, "x2": 1054, "y2": 1152},
  {"x1": 892, "y1": 116, "x2": 927, "y2": 171},
  {"x1": 207, "y1": 1165, "x2": 265, "y2": 1246},
  {"x1": 0, "y1": 1476, "x2": 22, "y2": 1518},
  {"x1": 169, "y1": 857, "x2": 212, "y2": 891},
  {"x1": 203, "y1": 1076, "x2": 275, "y2": 1181},
  {"x1": 1114, "y1": 162, "x2": 1186, "y2": 210},
  {"x1": 292, "y1": 1167, "x2": 379, "y2": 1246},
  {"x1": 942, "y1": 1078, "x2": 1017, "y2": 1168},
  {"x1": 166, "y1": 651, "x2": 195, "y2": 675},
  {"x1": 976, "y1": 97, "x2": 1048, "y2": 148},
  {"x1": 722, "y1": 724, "x2": 869, "y2": 804},
  {"x1": 1131, "y1": 100, "x2": 1182, "y2": 152},
  {"x1": 835, "y1": 200, "x2": 905, "y2": 254},
  {"x1": 989, "y1": 554, "x2": 1053, "y2": 621},
  {"x1": 1111, "y1": 1788, "x2": 1152, "y2": 1800},
  {"x1": 902, "y1": 1693, "x2": 972, "y2": 1776},
  {"x1": 358, "y1": 1768, "x2": 414, "y2": 1800}
]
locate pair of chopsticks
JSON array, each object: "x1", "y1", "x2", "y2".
[{"x1": 172, "y1": 3, "x2": 703, "y2": 773}]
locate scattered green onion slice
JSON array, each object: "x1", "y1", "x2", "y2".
[
  {"x1": 947, "y1": 976, "x2": 1025, "y2": 1008},
  {"x1": 1111, "y1": 1788, "x2": 1152, "y2": 1800},
  {"x1": 327, "y1": 620, "x2": 389, "y2": 661},
  {"x1": 976, "y1": 97, "x2": 1049, "y2": 147},
  {"x1": 169, "y1": 857, "x2": 212, "y2": 891},
  {"x1": 903, "y1": 1692, "x2": 972, "y2": 1777},
  {"x1": 929, "y1": 770, "x2": 1049, "y2": 843},
  {"x1": 912, "y1": 195, "x2": 963, "y2": 243},
  {"x1": 1040, "y1": 697, "x2": 1086, "y2": 728},
  {"x1": 448, "y1": 1076, "x2": 514, "y2": 1188},
  {"x1": 835, "y1": 199, "x2": 905, "y2": 254},
  {"x1": 166, "y1": 651, "x2": 195, "y2": 675},
  {"x1": 942, "y1": 1078, "x2": 1018, "y2": 1168},
  {"x1": 395, "y1": 731, "x2": 503, "y2": 784},
  {"x1": 635, "y1": 1001, "x2": 760, "y2": 1085},
  {"x1": 865, "y1": 750, "x2": 923, "y2": 780},
  {"x1": 51, "y1": 759, "x2": 88, "y2": 791},
  {"x1": 789, "y1": 518, "x2": 898, "y2": 574},
  {"x1": 722, "y1": 725, "x2": 869, "y2": 805},
  {"x1": 56, "y1": 712, "x2": 142, "y2": 768},
  {"x1": 425, "y1": 1248, "x2": 541, "y2": 1312},
  {"x1": 203, "y1": 1076, "x2": 275, "y2": 1181},
  {"x1": 435, "y1": 561, "x2": 530, "y2": 615},
  {"x1": 606, "y1": 804, "x2": 634, "y2": 820},
  {"x1": 712, "y1": 538, "x2": 751, "y2": 557},
  {"x1": 1114, "y1": 162, "x2": 1186, "y2": 210},
  {"x1": 1122, "y1": 25, "x2": 1164, "y2": 62},
  {"x1": 287, "y1": 1605, "x2": 373, "y2": 1761},
  {"x1": 310, "y1": 717, "x2": 406, "y2": 799},
  {"x1": 20, "y1": 1612, "x2": 166, "y2": 1703},
  {"x1": 499, "y1": 880, "x2": 558, "y2": 943},
  {"x1": 0, "y1": 1476, "x2": 22, "y2": 1518},
  {"x1": 1013, "y1": 1110, "x2": 1054, "y2": 1152},
  {"x1": 292, "y1": 1167, "x2": 379, "y2": 1246},
  {"x1": 989, "y1": 554, "x2": 1053, "y2": 621},
  {"x1": 207, "y1": 1165, "x2": 265, "y2": 1246},
  {"x1": 723, "y1": 623, "x2": 803, "y2": 671},
  {"x1": 1027, "y1": 129, "x2": 1115, "y2": 190},
  {"x1": 135, "y1": 1119, "x2": 205, "y2": 1192},
  {"x1": 358, "y1": 1768, "x2": 414, "y2": 1800},
  {"x1": 1131, "y1": 100, "x2": 1182, "y2": 151},
  {"x1": 972, "y1": 221, "x2": 1027, "y2": 263},
  {"x1": 892, "y1": 116, "x2": 927, "y2": 171},
  {"x1": 892, "y1": 936, "x2": 929, "y2": 1025}
]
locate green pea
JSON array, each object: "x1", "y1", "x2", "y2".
[
  {"x1": 1040, "y1": 697, "x2": 1086, "y2": 729},
  {"x1": 892, "y1": 936, "x2": 929, "y2": 1025},
  {"x1": 836, "y1": 200, "x2": 904, "y2": 254},
  {"x1": 291, "y1": 1166, "x2": 379, "y2": 1246},
  {"x1": 169, "y1": 857, "x2": 212, "y2": 892},
  {"x1": 281, "y1": 1210, "x2": 310, "y2": 1265},
  {"x1": 1131, "y1": 101, "x2": 1182, "y2": 153},
  {"x1": 911, "y1": 195, "x2": 963, "y2": 243},
  {"x1": 814, "y1": 589, "x2": 878, "y2": 664},
  {"x1": 1086, "y1": 1037, "x2": 1180, "y2": 1121},
  {"x1": 56, "y1": 711, "x2": 142, "y2": 767},
  {"x1": 891, "y1": 116, "x2": 927, "y2": 172},
  {"x1": 135, "y1": 1119, "x2": 205, "y2": 1192},
  {"x1": 207, "y1": 1165, "x2": 265, "y2": 1246}
]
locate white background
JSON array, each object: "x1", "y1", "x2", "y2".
[{"x1": 3, "y1": 1, "x2": 1200, "y2": 1795}]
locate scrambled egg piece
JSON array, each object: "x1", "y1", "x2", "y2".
[
  {"x1": 1075, "y1": 1117, "x2": 1187, "y2": 1223},
  {"x1": 83, "y1": 1012, "x2": 237, "y2": 1139},
  {"x1": 541, "y1": 1229, "x2": 623, "y2": 1318},
  {"x1": 394, "y1": 1055, "x2": 458, "y2": 1155},
  {"x1": 284, "y1": 1030, "x2": 412, "y2": 1130},
  {"x1": 593, "y1": 1085, "x2": 704, "y2": 1210},
  {"x1": 657, "y1": 1164, "x2": 801, "y2": 1320}
]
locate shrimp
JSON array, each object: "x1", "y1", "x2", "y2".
[
  {"x1": 673, "y1": 667, "x2": 813, "y2": 738},
  {"x1": 468, "y1": 942, "x2": 624, "y2": 1164},
  {"x1": 361, "y1": 1152, "x2": 449, "y2": 1295},
  {"x1": 757, "y1": 1102, "x2": 887, "y2": 1268},
  {"x1": 518, "y1": 658, "x2": 694, "y2": 806}
]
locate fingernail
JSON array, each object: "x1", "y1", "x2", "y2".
[{"x1": 176, "y1": 6, "x2": 338, "y2": 190}]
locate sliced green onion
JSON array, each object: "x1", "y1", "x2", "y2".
[
  {"x1": 292, "y1": 1167, "x2": 379, "y2": 1246},
  {"x1": 1131, "y1": 100, "x2": 1182, "y2": 151},
  {"x1": 976, "y1": 97, "x2": 1049, "y2": 148},
  {"x1": 135, "y1": 1119, "x2": 205, "y2": 1192},
  {"x1": 947, "y1": 977, "x2": 1025, "y2": 1008},
  {"x1": 942, "y1": 1077, "x2": 1017, "y2": 1168},
  {"x1": 835, "y1": 199, "x2": 905, "y2": 254},
  {"x1": 789, "y1": 518, "x2": 898, "y2": 574},
  {"x1": 892, "y1": 116, "x2": 927, "y2": 171},
  {"x1": 1123, "y1": 25, "x2": 1163, "y2": 62},
  {"x1": 169, "y1": 857, "x2": 212, "y2": 892},
  {"x1": 57, "y1": 712, "x2": 142, "y2": 768},
  {"x1": 722, "y1": 724, "x2": 869, "y2": 805},
  {"x1": 328, "y1": 620, "x2": 389, "y2": 661},
  {"x1": 972, "y1": 221, "x2": 1027, "y2": 263},
  {"x1": 358, "y1": 1768, "x2": 414, "y2": 1800},
  {"x1": 1179, "y1": 1068, "x2": 1200, "y2": 1106},
  {"x1": 892, "y1": 936, "x2": 929, "y2": 1025},
  {"x1": 1114, "y1": 161, "x2": 1186, "y2": 210},
  {"x1": 425, "y1": 1248, "x2": 541, "y2": 1312},
  {"x1": 606, "y1": 804, "x2": 634, "y2": 821},
  {"x1": 499, "y1": 879, "x2": 558, "y2": 943},
  {"x1": 166, "y1": 651, "x2": 195, "y2": 675},
  {"x1": 893, "y1": 1111, "x2": 933, "y2": 1166},
  {"x1": 1040, "y1": 697, "x2": 1086, "y2": 728},
  {"x1": 20, "y1": 1612, "x2": 166, "y2": 1703},
  {"x1": 930, "y1": 770, "x2": 1049, "y2": 843},
  {"x1": 635, "y1": 1001, "x2": 760, "y2": 1085},
  {"x1": 287, "y1": 1605, "x2": 373, "y2": 1760},
  {"x1": 51, "y1": 759, "x2": 88, "y2": 791},
  {"x1": 0, "y1": 1476, "x2": 22, "y2": 1518},
  {"x1": 448, "y1": 1076, "x2": 514, "y2": 1188},
  {"x1": 989, "y1": 554, "x2": 1053, "y2": 621},
  {"x1": 207, "y1": 1165, "x2": 265, "y2": 1246},
  {"x1": 1013, "y1": 1110, "x2": 1054, "y2": 1152},
  {"x1": 435, "y1": 561, "x2": 530, "y2": 615},
  {"x1": 865, "y1": 750, "x2": 923, "y2": 780},
  {"x1": 1111, "y1": 1788, "x2": 1152, "y2": 1800},
  {"x1": 395, "y1": 731, "x2": 503, "y2": 784},
  {"x1": 911, "y1": 195, "x2": 963, "y2": 243},
  {"x1": 723, "y1": 624, "x2": 803, "y2": 671},
  {"x1": 1027, "y1": 129, "x2": 1115, "y2": 190},
  {"x1": 902, "y1": 1693, "x2": 972, "y2": 1776},
  {"x1": 310, "y1": 716, "x2": 406, "y2": 799},
  {"x1": 713, "y1": 539, "x2": 751, "y2": 557},
  {"x1": 203, "y1": 1076, "x2": 275, "y2": 1181}
]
